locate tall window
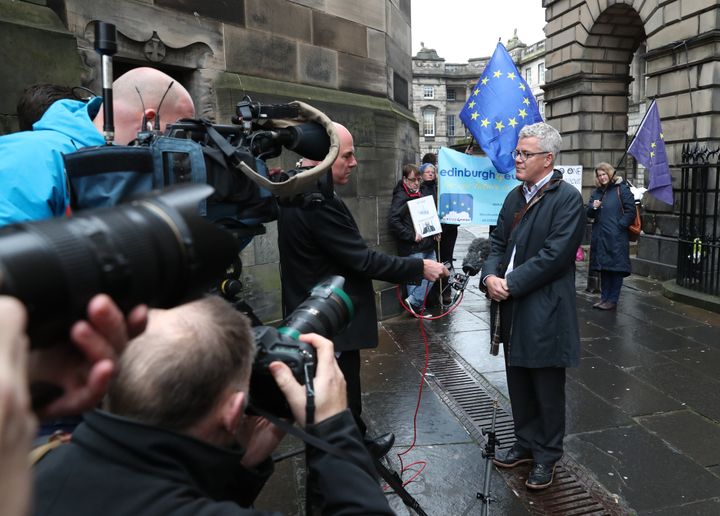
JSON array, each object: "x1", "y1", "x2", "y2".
[
  {"x1": 525, "y1": 67, "x2": 532, "y2": 85},
  {"x1": 446, "y1": 115, "x2": 455, "y2": 136},
  {"x1": 423, "y1": 85, "x2": 434, "y2": 99},
  {"x1": 446, "y1": 88, "x2": 456, "y2": 101},
  {"x1": 423, "y1": 110, "x2": 436, "y2": 136},
  {"x1": 538, "y1": 63, "x2": 545, "y2": 84}
]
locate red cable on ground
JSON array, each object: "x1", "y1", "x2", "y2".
[{"x1": 384, "y1": 283, "x2": 462, "y2": 490}]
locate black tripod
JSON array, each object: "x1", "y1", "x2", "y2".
[
  {"x1": 374, "y1": 457, "x2": 428, "y2": 516},
  {"x1": 477, "y1": 400, "x2": 500, "y2": 516}
]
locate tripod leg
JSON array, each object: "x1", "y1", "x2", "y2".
[{"x1": 374, "y1": 458, "x2": 429, "y2": 516}]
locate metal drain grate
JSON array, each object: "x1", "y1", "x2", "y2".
[{"x1": 388, "y1": 327, "x2": 631, "y2": 515}]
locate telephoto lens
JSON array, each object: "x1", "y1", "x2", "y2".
[
  {"x1": 250, "y1": 275, "x2": 354, "y2": 418},
  {"x1": 0, "y1": 184, "x2": 238, "y2": 348}
]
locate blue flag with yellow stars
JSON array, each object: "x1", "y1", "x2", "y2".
[
  {"x1": 459, "y1": 42, "x2": 543, "y2": 173},
  {"x1": 627, "y1": 100, "x2": 673, "y2": 205}
]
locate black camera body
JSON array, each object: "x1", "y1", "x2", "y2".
[
  {"x1": 249, "y1": 326, "x2": 316, "y2": 419},
  {"x1": 247, "y1": 275, "x2": 353, "y2": 418}
]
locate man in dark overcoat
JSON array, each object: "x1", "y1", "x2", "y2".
[
  {"x1": 278, "y1": 123, "x2": 448, "y2": 457},
  {"x1": 480, "y1": 122, "x2": 584, "y2": 489}
]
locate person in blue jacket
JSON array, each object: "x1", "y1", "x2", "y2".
[
  {"x1": 586, "y1": 162, "x2": 636, "y2": 310},
  {"x1": 0, "y1": 67, "x2": 194, "y2": 226}
]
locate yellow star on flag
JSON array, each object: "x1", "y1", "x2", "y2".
[
  {"x1": 508, "y1": 117, "x2": 518, "y2": 128},
  {"x1": 651, "y1": 142, "x2": 656, "y2": 148},
  {"x1": 481, "y1": 77, "x2": 489, "y2": 85},
  {"x1": 493, "y1": 70, "x2": 502, "y2": 78},
  {"x1": 473, "y1": 88, "x2": 480, "y2": 96},
  {"x1": 507, "y1": 72, "x2": 516, "y2": 80},
  {"x1": 495, "y1": 120, "x2": 505, "y2": 131},
  {"x1": 650, "y1": 151, "x2": 655, "y2": 158},
  {"x1": 660, "y1": 132, "x2": 664, "y2": 139},
  {"x1": 523, "y1": 97, "x2": 530, "y2": 105},
  {"x1": 468, "y1": 101, "x2": 476, "y2": 108},
  {"x1": 471, "y1": 112, "x2": 479, "y2": 120},
  {"x1": 481, "y1": 118, "x2": 490, "y2": 128},
  {"x1": 519, "y1": 83, "x2": 526, "y2": 91},
  {"x1": 518, "y1": 108, "x2": 527, "y2": 119}
]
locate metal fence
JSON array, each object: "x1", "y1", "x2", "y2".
[{"x1": 676, "y1": 145, "x2": 720, "y2": 296}]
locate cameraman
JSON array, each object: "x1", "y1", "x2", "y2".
[
  {"x1": 0, "y1": 67, "x2": 194, "y2": 226},
  {"x1": 32, "y1": 297, "x2": 393, "y2": 515}
]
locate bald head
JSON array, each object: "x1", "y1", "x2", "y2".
[
  {"x1": 94, "y1": 67, "x2": 195, "y2": 145},
  {"x1": 329, "y1": 122, "x2": 357, "y2": 185}
]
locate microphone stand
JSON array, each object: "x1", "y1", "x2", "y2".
[{"x1": 477, "y1": 399, "x2": 499, "y2": 516}]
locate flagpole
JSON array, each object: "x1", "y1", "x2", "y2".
[{"x1": 616, "y1": 99, "x2": 657, "y2": 170}]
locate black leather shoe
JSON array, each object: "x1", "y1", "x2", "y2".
[
  {"x1": 525, "y1": 462, "x2": 556, "y2": 490},
  {"x1": 364, "y1": 432, "x2": 395, "y2": 459},
  {"x1": 592, "y1": 300, "x2": 605, "y2": 308},
  {"x1": 493, "y1": 445, "x2": 532, "y2": 468}
]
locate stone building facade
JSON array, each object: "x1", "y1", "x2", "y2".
[
  {"x1": 411, "y1": 32, "x2": 547, "y2": 158},
  {"x1": 0, "y1": 0, "x2": 418, "y2": 321},
  {"x1": 543, "y1": 0, "x2": 719, "y2": 280}
]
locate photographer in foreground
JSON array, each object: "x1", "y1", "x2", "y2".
[{"x1": 32, "y1": 296, "x2": 393, "y2": 515}]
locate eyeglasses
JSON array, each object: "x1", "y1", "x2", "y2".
[
  {"x1": 511, "y1": 149, "x2": 549, "y2": 162},
  {"x1": 405, "y1": 177, "x2": 421, "y2": 184}
]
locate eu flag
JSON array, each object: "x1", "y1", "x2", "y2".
[
  {"x1": 459, "y1": 43, "x2": 543, "y2": 173},
  {"x1": 627, "y1": 100, "x2": 673, "y2": 205}
]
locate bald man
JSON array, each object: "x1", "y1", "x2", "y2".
[
  {"x1": 0, "y1": 67, "x2": 194, "y2": 225},
  {"x1": 278, "y1": 123, "x2": 448, "y2": 458}
]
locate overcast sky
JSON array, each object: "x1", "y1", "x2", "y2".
[{"x1": 411, "y1": 0, "x2": 546, "y2": 63}]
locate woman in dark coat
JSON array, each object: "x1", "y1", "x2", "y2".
[
  {"x1": 587, "y1": 162, "x2": 637, "y2": 310},
  {"x1": 389, "y1": 164, "x2": 436, "y2": 313}
]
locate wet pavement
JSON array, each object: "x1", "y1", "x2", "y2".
[{"x1": 256, "y1": 226, "x2": 720, "y2": 515}]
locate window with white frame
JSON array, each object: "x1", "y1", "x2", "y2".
[
  {"x1": 525, "y1": 67, "x2": 532, "y2": 85},
  {"x1": 423, "y1": 85, "x2": 434, "y2": 99},
  {"x1": 446, "y1": 115, "x2": 455, "y2": 136},
  {"x1": 423, "y1": 110, "x2": 436, "y2": 136},
  {"x1": 538, "y1": 63, "x2": 545, "y2": 84}
]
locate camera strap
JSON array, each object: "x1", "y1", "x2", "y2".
[{"x1": 249, "y1": 405, "x2": 357, "y2": 465}]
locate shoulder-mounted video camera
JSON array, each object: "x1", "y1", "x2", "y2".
[{"x1": 64, "y1": 22, "x2": 339, "y2": 248}]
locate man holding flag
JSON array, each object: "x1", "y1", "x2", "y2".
[{"x1": 628, "y1": 100, "x2": 673, "y2": 205}]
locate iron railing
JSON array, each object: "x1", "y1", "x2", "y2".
[{"x1": 676, "y1": 145, "x2": 720, "y2": 296}]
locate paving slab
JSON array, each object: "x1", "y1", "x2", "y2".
[
  {"x1": 660, "y1": 344, "x2": 720, "y2": 378},
  {"x1": 568, "y1": 356, "x2": 683, "y2": 417},
  {"x1": 565, "y1": 379, "x2": 634, "y2": 435},
  {"x1": 563, "y1": 424, "x2": 720, "y2": 513},
  {"x1": 637, "y1": 410, "x2": 720, "y2": 468},
  {"x1": 582, "y1": 335, "x2": 674, "y2": 370},
  {"x1": 631, "y1": 361, "x2": 720, "y2": 422}
]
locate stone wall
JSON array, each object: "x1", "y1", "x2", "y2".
[
  {"x1": 543, "y1": 0, "x2": 719, "y2": 208},
  {"x1": 543, "y1": 0, "x2": 719, "y2": 280},
  {"x1": 0, "y1": 0, "x2": 419, "y2": 322}
]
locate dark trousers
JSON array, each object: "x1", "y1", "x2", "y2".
[
  {"x1": 505, "y1": 364, "x2": 566, "y2": 464},
  {"x1": 439, "y1": 223, "x2": 458, "y2": 265},
  {"x1": 600, "y1": 270, "x2": 624, "y2": 303},
  {"x1": 337, "y1": 350, "x2": 367, "y2": 437},
  {"x1": 500, "y1": 299, "x2": 566, "y2": 464}
]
